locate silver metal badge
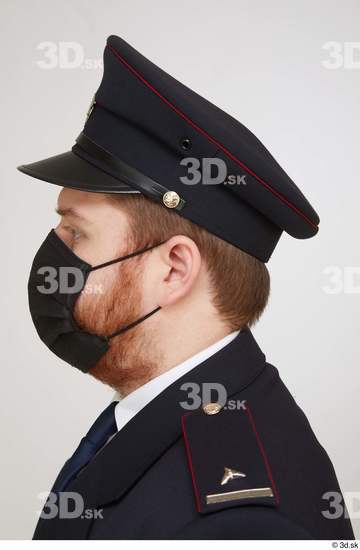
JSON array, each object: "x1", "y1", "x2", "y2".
[
  {"x1": 206, "y1": 486, "x2": 274, "y2": 505},
  {"x1": 221, "y1": 467, "x2": 247, "y2": 486}
]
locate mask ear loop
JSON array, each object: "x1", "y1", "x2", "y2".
[
  {"x1": 106, "y1": 306, "x2": 161, "y2": 341},
  {"x1": 89, "y1": 241, "x2": 166, "y2": 272},
  {"x1": 88, "y1": 240, "x2": 166, "y2": 341}
]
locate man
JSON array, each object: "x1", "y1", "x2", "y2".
[{"x1": 18, "y1": 35, "x2": 354, "y2": 539}]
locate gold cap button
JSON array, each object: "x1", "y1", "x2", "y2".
[
  {"x1": 163, "y1": 191, "x2": 180, "y2": 209},
  {"x1": 203, "y1": 402, "x2": 222, "y2": 415}
]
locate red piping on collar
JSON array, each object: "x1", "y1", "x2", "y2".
[{"x1": 106, "y1": 43, "x2": 317, "y2": 230}]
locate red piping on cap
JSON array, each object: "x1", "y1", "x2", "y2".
[{"x1": 107, "y1": 43, "x2": 317, "y2": 231}]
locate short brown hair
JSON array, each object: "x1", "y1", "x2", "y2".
[{"x1": 107, "y1": 194, "x2": 270, "y2": 330}]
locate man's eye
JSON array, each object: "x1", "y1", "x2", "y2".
[{"x1": 64, "y1": 225, "x2": 82, "y2": 241}]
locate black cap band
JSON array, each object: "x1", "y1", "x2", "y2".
[{"x1": 73, "y1": 132, "x2": 186, "y2": 211}]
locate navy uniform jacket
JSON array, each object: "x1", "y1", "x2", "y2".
[{"x1": 33, "y1": 329, "x2": 354, "y2": 539}]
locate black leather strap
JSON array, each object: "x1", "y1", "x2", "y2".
[{"x1": 73, "y1": 132, "x2": 186, "y2": 211}]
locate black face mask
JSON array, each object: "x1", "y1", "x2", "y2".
[{"x1": 28, "y1": 229, "x2": 164, "y2": 373}]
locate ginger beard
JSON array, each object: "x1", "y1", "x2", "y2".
[{"x1": 73, "y1": 255, "x2": 159, "y2": 395}]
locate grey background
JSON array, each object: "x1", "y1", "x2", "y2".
[{"x1": 0, "y1": 0, "x2": 359, "y2": 539}]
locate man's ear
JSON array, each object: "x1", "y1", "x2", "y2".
[{"x1": 156, "y1": 235, "x2": 202, "y2": 307}]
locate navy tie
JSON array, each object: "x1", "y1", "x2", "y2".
[{"x1": 51, "y1": 401, "x2": 118, "y2": 495}]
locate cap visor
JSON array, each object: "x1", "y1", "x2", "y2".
[{"x1": 17, "y1": 150, "x2": 140, "y2": 194}]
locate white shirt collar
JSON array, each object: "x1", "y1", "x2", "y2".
[{"x1": 112, "y1": 329, "x2": 240, "y2": 432}]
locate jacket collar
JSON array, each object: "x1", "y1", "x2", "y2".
[
  {"x1": 69, "y1": 327, "x2": 267, "y2": 509},
  {"x1": 112, "y1": 329, "x2": 240, "y2": 431}
]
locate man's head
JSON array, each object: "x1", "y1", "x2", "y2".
[{"x1": 55, "y1": 187, "x2": 270, "y2": 395}]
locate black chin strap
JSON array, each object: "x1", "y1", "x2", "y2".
[{"x1": 106, "y1": 306, "x2": 161, "y2": 340}]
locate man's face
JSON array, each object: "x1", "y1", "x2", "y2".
[{"x1": 55, "y1": 187, "x2": 160, "y2": 395}]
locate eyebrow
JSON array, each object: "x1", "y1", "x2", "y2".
[{"x1": 55, "y1": 207, "x2": 90, "y2": 223}]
